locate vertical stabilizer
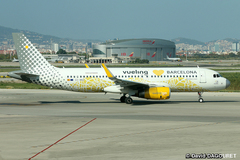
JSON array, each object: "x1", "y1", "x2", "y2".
[
  {"x1": 12, "y1": 33, "x2": 60, "y2": 87},
  {"x1": 12, "y1": 33, "x2": 55, "y2": 73}
]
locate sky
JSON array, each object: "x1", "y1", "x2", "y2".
[{"x1": 1, "y1": 0, "x2": 240, "y2": 42}]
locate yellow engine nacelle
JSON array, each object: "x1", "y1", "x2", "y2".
[{"x1": 139, "y1": 87, "x2": 171, "y2": 100}]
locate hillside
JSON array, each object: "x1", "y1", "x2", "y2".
[
  {"x1": 171, "y1": 37, "x2": 206, "y2": 46},
  {"x1": 0, "y1": 26, "x2": 102, "y2": 45}
]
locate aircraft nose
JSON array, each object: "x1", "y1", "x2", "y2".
[{"x1": 226, "y1": 79, "x2": 230, "y2": 88}]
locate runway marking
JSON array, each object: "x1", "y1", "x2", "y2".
[
  {"x1": 28, "y1": 118, "x2": 96, "y2": 160},
  {"x1": 31, "y1": 121, "x2": 225, "y2": 149}
]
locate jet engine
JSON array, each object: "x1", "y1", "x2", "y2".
[{"x1": 138, "y1": 87, "x2": 171, "y2": 100}]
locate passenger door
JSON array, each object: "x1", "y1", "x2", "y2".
[{"x1": 199, "y1": 71, "x2": 206, "y2": 83}]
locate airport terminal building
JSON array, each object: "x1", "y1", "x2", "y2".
[{"x1": 92, "y1": 39, "x2": 176, "y2": 63}]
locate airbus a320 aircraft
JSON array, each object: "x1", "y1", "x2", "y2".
[
  {"x1": 9, "y1": 33, "x2": 230, "y2": 104},
  {"x1": 166, "y1": 55, "x2": 182, "y2": 62}
]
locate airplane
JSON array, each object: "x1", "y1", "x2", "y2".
[
  {"x1": 9, "y1": 33, "x2": 230, "y2": 104},
  {"x1": 12, "y1": 58, "x2": 19, "y2": 62},
  {"x1": 165, "y1": 55, "x2": 182, "y2": 62}
]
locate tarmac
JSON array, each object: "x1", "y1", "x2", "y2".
[{"x1": 0, "y1": 89, "x2": 239, "y2": 160}]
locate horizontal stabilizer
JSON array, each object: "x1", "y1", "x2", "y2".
[
  {"x1": 8, "y1": 70, "x2": 39, "y2": 80},
  {"x1": 10, "y1": 71, "x2": 38, "y2": 77}
]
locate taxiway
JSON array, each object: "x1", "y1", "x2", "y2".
[{"x1": 0, "y1": 89, "x2": 239, "y2": 160}]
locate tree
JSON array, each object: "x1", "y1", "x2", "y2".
[
  {"x1": 56, "y1": 49, "x2": 67, "y2": 54},
  {"x1": 132, "y1": 58, "x2": 149, "y2": 64},
  {"x1": 228, "y1": 53, "x2": 236, "y2": 57},
  {"x1": 68, "y1": 51, "x2": 77, "y2": 54},
  {"x1": 237, "y1": 52, "x2": 240, "y2": 57}
]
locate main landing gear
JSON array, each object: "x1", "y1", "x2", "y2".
[
  {"x1": 120, "y1": 94, "x2": 133, "y2": 104},
  {"x1": 198, "y1": 92, "x2": 204, "y2": 103}
]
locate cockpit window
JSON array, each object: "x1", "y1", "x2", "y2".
[{"x1": 213, "y1": 74, "x2": 221, "y2": 78}]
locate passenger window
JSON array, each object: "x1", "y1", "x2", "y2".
[
  {"x1": 67, "y1": 76, "x2": 69, "y2": 78},
  {"x1": 99, "y1": 76, "x2": 101, "y2": 78},
  {"x1": 173, "y1": 75, "x2": 175, "y2": 77},
  {"x1": 151, "y1": 75, "x2": 153, "y2": 78},
  {"x1": 96, "y1": 76, "x2": 98, "y2": 78},
  {"x1": 70, "y1": 76, "x2": 72, "y2": 78},
  {"x1": 167, "y1": 75, "x2": 169, "y2": 78},
  {"x1": 195, "y1": 75, "x2": 197, "y2": 77},
  {"x1": 83, "y1": 76, "x2": 85, "y2": 78},
  {"x1": 186, "y1": 75, "x2": 188, "y2": 77},
  {"x1": 183, "y1": 75, "x2": 185, "y2": 77},
  {"x1": 74, "y1": 76, "x2": 75, "y2": 78}
]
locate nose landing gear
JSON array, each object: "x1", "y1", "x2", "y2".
[{"x1": 198, "y1": 92, "x2": 204, "y2": 103}]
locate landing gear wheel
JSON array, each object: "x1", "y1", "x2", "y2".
[
  {"x1": 198, "y1": 92, "x2": 204, "y2": 103},
  {"x1": 125, "y1": 97, "x2": 133, "y2": 104},
  {"x1": 199, "y1": 98, "x2": 204, "y2": 103},
  {"x1": 120, "y1": 96, "x2": 126, "y2": 103}
]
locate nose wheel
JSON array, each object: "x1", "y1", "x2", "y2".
[{"x1": 198, "y1": 92, "x2": 204, "y2": 103}]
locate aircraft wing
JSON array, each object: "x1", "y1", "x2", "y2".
[{"x1": 102, "y1": 64, "x2": 149, "y2": 89}]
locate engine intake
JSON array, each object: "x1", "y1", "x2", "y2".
[{"x1": 139, "y1": 87, "x2": 171, "y2": 100}]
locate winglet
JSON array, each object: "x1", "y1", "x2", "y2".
[
  {"x1": 102, "y1": 63, "x2": 114, "y2": 78},
  {"x1": 85, "y1": 64, "x2": 90, "y2": 68}
]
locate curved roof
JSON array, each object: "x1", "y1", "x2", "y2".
[{"x1": 101, "y1": 38, "x2": 175, "y2": 46}]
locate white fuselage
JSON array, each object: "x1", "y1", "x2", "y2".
[{"x1": 46, "y1": 67, "x2": 227, "y2": 92}]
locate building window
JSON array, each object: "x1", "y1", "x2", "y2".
[{"x1": 93, "y1": 49, "x2": 105, "y2": 55}]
